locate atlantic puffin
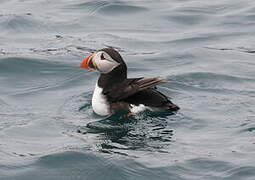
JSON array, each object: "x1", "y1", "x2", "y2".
[{"x1": 80, "y1": 48, "x2": 179, "y2": 116}]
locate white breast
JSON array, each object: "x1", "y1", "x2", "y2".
[{"x1": 92, "y1": 83, "x2": 110, "y2": 116}]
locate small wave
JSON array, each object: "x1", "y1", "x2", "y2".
[
  {"x1": 170, "y1": 72, "x2": 255, "y2": 94},
  {"x1": 205, "y1": 46, "x2": 255, "y2": 54},
  {"x1": 97, "y1": 4, "x2": 148, "y2": 16},
  {"x1": 57, "y1": 92, "x2": 95, "y2": 126},
  {"x1": 3, "y1": 152, "x2": 255, "y2": 180},
  {"x1": 70, "y1": 1, "x2": 110, "y2": 16},
  {"x1": 2, "y1": 151, "x2": 177, "y2": 180},
  {"x1": 167, "y1": 158, "x2": 254, "y2": 179},
  {"x1": 0, "y1": 112, "x2": 35, "y2": 131},
  {"x1": 164, "y1": 32, "x2": 244, "y2": 46},
  {"x1": 0, "y1": 98, "x2": 9, "y2": 107},
  {"x1": 12, "y1": 70, "x2": 86, "y2": 96},
  {"x1": 0, "y1": 14, "x2": 49, "y2": 33},
  {"x1": 14, "y1": 35, "x2": 97, "y2": 58},
  {"x1": 70, "y1": 1, "x2": 148, "y2": 16},
  {"x1": 239, "y1": 121, "x2": 255, "y2": 133},
  {"x1": 0, "y1": 57, "x2": 91, "y2": 96},
  {"x1": 164, "y1": 13, "x2": 207, "y2": 26},
  {"x1": 223, "y1": 166, "x2": 255, "y2": 179}
]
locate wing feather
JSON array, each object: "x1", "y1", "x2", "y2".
[
  {"x1": 136, "y1": 77, "x2": 166, "y2": 90},
  {"x1": 103, "y1": 77, "x2": 167, "y2": 102}
]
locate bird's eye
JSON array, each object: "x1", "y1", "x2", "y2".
[{"x1": 101, "y1": 53, "x2": 106, "y2": 60}]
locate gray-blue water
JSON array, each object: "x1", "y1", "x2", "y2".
[{"x1": 1, "y1": 0, "x2": 255, "y2": 179}]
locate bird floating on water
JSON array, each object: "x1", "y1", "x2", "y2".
[{"x1": 80, "y1": 48, "x2": 179, "y2": 116}]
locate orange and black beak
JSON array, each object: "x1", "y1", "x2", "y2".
[{"x1": 80, "y1": 53, "x2": 96, "y2": 70}]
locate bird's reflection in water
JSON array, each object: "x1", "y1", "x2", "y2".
[{"x1": 79, "y1": 110, "x2": 176, "y2": 154}]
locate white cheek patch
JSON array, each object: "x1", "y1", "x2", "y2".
[
  {"x1": 97, "y1": 60, "x2": 120, "y2": 73},
  {"x1": 93, "y1": 52, "x2": 120, "y2": 74},
  {"x1": 92, "y1": 51, "x2": 120, "y2": 73}
]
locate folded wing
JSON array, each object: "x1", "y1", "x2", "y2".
[{"x1": 102, "y1": 77, "x2": 167, "y2": 102}]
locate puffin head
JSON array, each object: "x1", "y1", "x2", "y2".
[{"x1": 80, "y1": 48, "x2": 127, "y2": 75}]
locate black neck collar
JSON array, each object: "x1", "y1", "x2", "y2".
[{"x1": 98, "y1": 64, "x2": 127, "y2": 89}]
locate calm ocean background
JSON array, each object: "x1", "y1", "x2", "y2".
[{"x1": 1, "y1": 0, "x2": 255, "y2": 179}]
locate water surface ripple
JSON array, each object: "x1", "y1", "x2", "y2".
[{"x1": 0, "y1": 0, "x2": 255, "y2": 180}]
